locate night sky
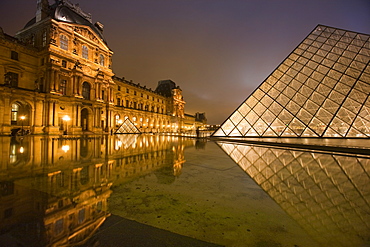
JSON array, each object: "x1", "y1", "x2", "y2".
[{"x1": 1, "y1": 0, "x2": 369, "y2": 124}]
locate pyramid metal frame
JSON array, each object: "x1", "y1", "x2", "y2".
[
  {"x1": 115, "y1": 118, "x2": 141, "y2": 134},
  {"x1": 213, "y1": 25, "x2": 370, "y2": 138}
]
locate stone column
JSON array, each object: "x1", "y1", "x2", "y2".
[
  {"x1": 49, "y1": 70, "x2": 55, "y2": 92},
  {"x1": 53, "y1": 70, "x2": 58, "y2": 91},
  {"x1": 96, "y1": 83, "x2": 101, "y2": 100},
  {"x1": 75, "y1": 104, "x2": 80, "y2": 127},
  {"x1": 48, "y1": 101, "x2": 54, "y2": 126},
  {"x1": 54, "y1": 101, "x2": 59, "y2": 127},
  {"x1": 72, "y1": 75, "x2": 77, "y2": 95},
  {"x1": 55, "y1": 72, "x2": 60, "y2": 92},
  {"x1": 33, "y1": 100, "x2": 43, "y2": 134}
]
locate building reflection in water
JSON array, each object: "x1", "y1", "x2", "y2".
[
  {"x1": 0, "y1": 135, "x2": 192, "y2": 246},
  {"x1": 218, "y1": 141, "x2": 370, "y2": 247}
]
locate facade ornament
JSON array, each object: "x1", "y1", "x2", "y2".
[
  {"x1": 60, "y1": 0, "x2": 92, "y2": 23},
  {"x1": 49, "y1": 25, "x2": 58, "y2": 44},
  {"x1": 34, "y1": 79, "x2": 40, "y2": 91},
  {"x1": 73, "y1": 60, "x2": 82, "y2": 69},
  {"x1": 4, "y1": 72, "x2": 12, "y2": 85},
  {"x1": 74, "y1": 27, "x2": 98, "y2": 43}
]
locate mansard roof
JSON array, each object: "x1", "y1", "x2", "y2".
[{"x1": 24, "y1": 0, "x2": 107, "y2": 44}]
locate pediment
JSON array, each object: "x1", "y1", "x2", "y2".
[
  {"x1": 3, "y1": 63, "x2": 25, "y2": 73},
  {"x1": 72, "y1": 25, "x2": 110, "y2": 51}
]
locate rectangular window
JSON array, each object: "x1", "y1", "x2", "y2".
[
  {"x1": 5, "y1": 72, "x2": 18, "y2": 87},
  {"x1": 55, "y1": 219, "x2": 64, "y2": 235},
  {"x1": 82, "y1": 45, "x2": 88, "y2": 59},
  {"x1": 4, "y1": 208, "x2": 13, "y2": 219},
  {"x1": 60, "y1": 35, "x2": 68, "y2": 51},
  {"x1": 82, "y1": 82, "x2": 90, "y2": 100},
  {"x1": 11, "y1": 51, "x2": 18, "y2": 60},
  {"x1": 60, "y1": 80, "x2": 67, "y2": 95},
  {"x1": 0, "y1": 181, "x2": 15, "y2": 196},
  {"x1": 62, "y1": 60, "x2": 67, "y2": 68},
  {"x1": 99, "y1": 54, "x2": 104, "y2": 66},
  {"x1": 117, "y1": 98, "x2": 121, "y2": 106},
  {"x1": 118, "y1": 86, "x2": 121, "y2": 91},
  {"x1": 42, "y1": 31, "x2": 47, "y2": 47}
]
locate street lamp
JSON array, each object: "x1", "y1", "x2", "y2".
[
  {"x1": 62, "y1": 115, "x2": 70, "y2": 135},
  {"x1": 20, "y1": 115, "x2": 25, "y2": 135}
]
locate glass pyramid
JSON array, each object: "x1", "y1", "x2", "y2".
[
  {"x1": 115, "y1": 118, "x2": 141, "y2": 134},
  {"x1": 213, "y1": 25, "x2": 370, "y2": 138}
]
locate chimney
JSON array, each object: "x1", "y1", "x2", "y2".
[
  {"x1": 36, "y1": 0, "x2": 49, "y2": 22},
  {"x1": 94, "y1": 22, "x2": 104, "y2": 33}
]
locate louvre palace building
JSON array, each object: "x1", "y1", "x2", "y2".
[{"x1": 0, "y1": 0, "x2": 206, "y2": 136}]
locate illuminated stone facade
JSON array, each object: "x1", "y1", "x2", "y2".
[
  {"x1": 0, "y1": 0, "x2": 205, "y2": 135},
  {"x1": 214, "y1": 25, "x2": 370, "y2": 138}
]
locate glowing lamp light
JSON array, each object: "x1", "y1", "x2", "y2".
[
  {"x1": 62, "y1": 145, "x2": 70, "y2": 153},
  {"x1": 62, "y1": 115, "x2": 70, "y2": 121},
  {"x1": 20, "y1": 115, "x2": 26, "y2": 135},
  {"x1": 19, "y1": 147, "x2": 24, "y2": 153},
  {"x1": 62, "y1": 115, "x2": 70, "y2": 135}
]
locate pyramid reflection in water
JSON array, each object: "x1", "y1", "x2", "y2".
[
  {"x1": 218, "y1": 141, "x2": 370, "y2": 247},
  {"x1": 213, "y1": 25, "x2": 370, "y2": 138}
]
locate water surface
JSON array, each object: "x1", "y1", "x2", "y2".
[{"x1": 0, "y1": 135, "x2": 369, "y2": 247}]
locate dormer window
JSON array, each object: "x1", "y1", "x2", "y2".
[
  {"x1": 82, "y1": 45, "x2": 88, "y2": 59},
  {"x1": 99, "y1": 54, "x2": 104, "y2": 66},
  {"x1": 42, "y1": 31, "x2": 47, "y2": 47},
  {"x1": 60, "y1": 35, "x2": 68, "y2": 51}
]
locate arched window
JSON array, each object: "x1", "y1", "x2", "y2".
[
  {"x1": 82, "y1": 45, "x2": 88, "y2": 59},
  {"x1": 60, "y1": 34, "x2": 68, "y2": 50},
  {"x1": 82, "y1": 82, "x2": 90, "y2": 100},
  {"x1": 99, "y1": 54, "x2": 104, "y2": 66}
]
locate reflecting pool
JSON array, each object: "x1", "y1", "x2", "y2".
[{"x1": 0, "y1": 135, "x2": 369, "y2": 247}]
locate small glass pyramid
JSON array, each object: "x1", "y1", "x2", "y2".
[
  {"x1": 213, "y1": 25, "x2": 370, "y2": 138},
  {"x1": 115, "y1": 118, "x2": 141, "y2": 134}
]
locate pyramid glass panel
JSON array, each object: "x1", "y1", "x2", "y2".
[
  {"x1": 115, "y1": 118, "x2": 141, "y2": 134},
  {"x1": 213, "y1": 25, "x2": 370, "y2": 138}
]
